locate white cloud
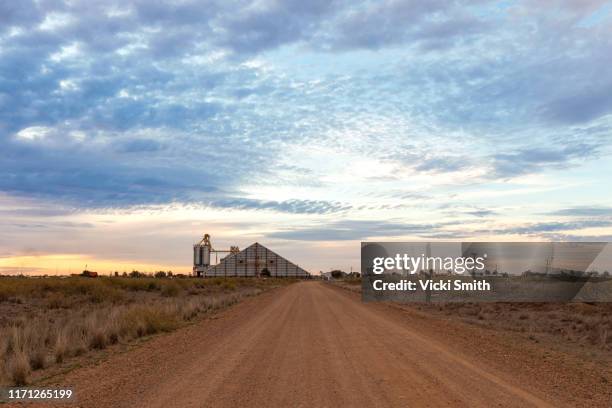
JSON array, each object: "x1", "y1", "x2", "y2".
[
  {"x1": 50, "y1": 42, "x2": 82, "y2": 62},
  {"x1": 15, "y1": 126, "x2": 52, "y2": 141}
]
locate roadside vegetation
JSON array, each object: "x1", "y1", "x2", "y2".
[
  {"x1": 330, "y1": 278, "x2": 612, "y2": 357},
  {"x1": 428, "y1": 302, "x2": 612, "y2": 352},
  {"x1": 0, "y1": 276, "x2": 291, "y2": 386}
]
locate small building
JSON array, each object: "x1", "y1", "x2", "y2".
[
  {"x1": 81, "y1": 270, "x2": 98, "y2": 278},
  {"x1": 194, "y1": 240, "x2": 310, "y2": 278}
]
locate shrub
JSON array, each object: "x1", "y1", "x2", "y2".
[
  {"x1": 181, "y1": 300, "x2": 200, "y2": 320},
  {"x1": 142, "y1": 309, "x2": 179, "y2": 334},
  {"x1": 0, "y1": 288, "x2": 13, "y2": 302},
  {"x1": 87, "y1": 285, "x2": 124, "y2": 304},
  {"x1": 120, "y1": 306, "x2": 179, "y2": 338},
  {"x1": 161, "y1": 283, "x2": 180, "y2": 297},
  {"x1": 221, "y1": 280, "x2": 236, "y2": 291},
  {"x1": 89, "y1": 331, "x2": 107, "y2": 350},
  {"x1": 29, "y1": 349, "x2": 46, "y2": 370},
  {"x1": 47, "y1": 292, "x2": 69, "y2": 309},
  {"x1": 70, "y1": 325, "x2": 88, "y2": 357},
  {"x1": 105, "y1": 313, "x2": 120, "y2": 345}
]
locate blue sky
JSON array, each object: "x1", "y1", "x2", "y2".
[{"x1": 1, "y1": 0, "x2": 612, "y2": 274}]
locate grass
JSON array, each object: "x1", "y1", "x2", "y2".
[
  {"x1": 0, "y1": 276, "x2": 282, "y2": 300},
  {"x1": 0, "y1": 276, "x2": 292, "y2": 386},
  {"x1": 427, "y1": 302, "x2": 612, "y2": 351},
  {"x1": 331, "y1": 279, "x2": 612, "y2": 354},
  {"x1": 7, "y1": 351, "x2": 30, "y2": 386},
  {"x1": 342, "y1": 277, "x2": 362, "y2": 285}
]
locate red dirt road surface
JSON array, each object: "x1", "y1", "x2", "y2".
[{"x1": 36, "y1": 282, "x2": 610, "y2": 407}]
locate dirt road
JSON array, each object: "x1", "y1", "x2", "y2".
[{"x1": 43, "y1": 282, "x2": 608, "y2": 407}]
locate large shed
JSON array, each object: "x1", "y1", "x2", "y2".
[{"x1": 201, "y1": 242, "x2": 310, "y2": 278}]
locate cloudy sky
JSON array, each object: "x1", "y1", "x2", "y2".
[{"x1": 1, "y1": 0, "x2": 612, "y2": 274}]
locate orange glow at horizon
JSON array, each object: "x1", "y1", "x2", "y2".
[{"x1": 0, "y1": 254, "x2": 190, "y2": 276}]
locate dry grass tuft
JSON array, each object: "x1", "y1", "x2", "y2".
[
  {"x1": 7, "y1": 351, "x2": 30, "y2": 386},
  {"x1": 161, "y1": 283, "x2": 180, "y2": 297},
  {"x1": 89, "y1": 325, "x2": 107, "y2": 350},
  {"x1": 29, "y1": 349, "x2": 46, "y2": 370},
  {"x1": 54, "y1": 330, "x2": 68, "y2": 363}
]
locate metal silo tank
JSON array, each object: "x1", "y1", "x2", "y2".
[
  {"x1": 194, "y1": 245, "x2": 202, "y2": 265},
  {"x1": 202, "y1": 245, "x2": 210, "y2": 266}
]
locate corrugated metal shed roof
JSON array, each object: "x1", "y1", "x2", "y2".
[
  {"x1": 203, "y1": 242, "x2": 310, "y2": 278},
  {"x1": 204, "y1": 242, "x2": 310, "y2": 278}
]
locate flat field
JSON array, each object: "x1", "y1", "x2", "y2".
[{"x1": 0, "y1": 275, "x2": 292, "y2": 386}]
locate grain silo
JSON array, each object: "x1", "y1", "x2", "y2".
[
  {"x1": 193, "y1": 234, "x2": 212, "y2": 277},
  {"x1": 193, "y1": 236, "x2": 310, "y2": 278}
]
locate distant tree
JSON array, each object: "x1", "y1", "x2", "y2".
[
  {"x1": 122, "y1": 271, "x2": 128, "y2": 277},
  {"x1": 167, "y1": 271, "x2": 173, "y2": 277},
  {"x1": 114, "y1": 271, "x2": 119, "y2": 277},
  {"x1": 129, "y1": 270, "x2": 141, "y2": 278},
  {"x1": 330, "y1": 270, "x2": 346, "y2": 279},
  {"x1": 154, "y1": 271, "x2": 167, "y2": 278}
]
